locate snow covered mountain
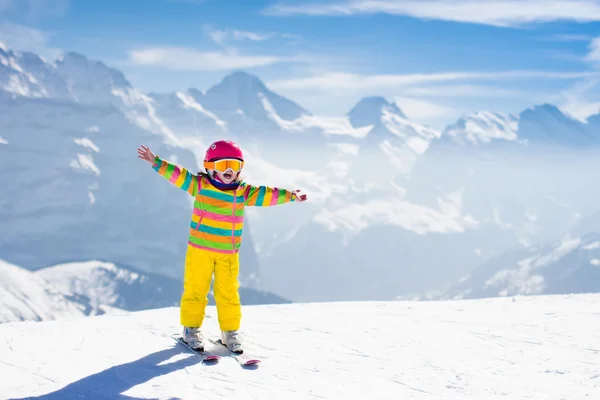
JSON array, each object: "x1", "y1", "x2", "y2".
[
  {"x1": 2, "y1": 40, "x2": 600, "y2": 304},
  {"x1": 346, "y1": 96, "x2": 440, "y2": 180},
  {"x1": 440, "y1": 233, "x2": 600, "y2": 300},
  {"x1": 405, "y1": 105, "x2": 600, "y2": 251},
  {"x1": 0, "y1": 259, "x2": 85, "y2": 323},
  {"x1": 2, "y1": 294, "x2": 599, "y2": 399},
  {"x1": 0, "y1": 258, "x2": 290, "y2": 324},
  {"x1": 0, "y1": 46, "x2": 262, "y2": 287},
  {"x1": 0, "y1": 42, "x2": 451, "y2": 303},
  {"x1": 442, "y1": 111, "x2": 520, "y2": 146}
]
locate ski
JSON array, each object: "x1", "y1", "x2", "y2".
[
  {"x1": 171, "y1": 335, "x2": 220, "y2": 363},
  {"x1": 208, "y1": 338, "x2": 261, "y2": 366}
]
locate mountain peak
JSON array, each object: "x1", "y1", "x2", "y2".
[
  {"x1": 205, "y1": 70, "x2": 269, "y2": 99},
  {"x1": 203, "y1": 70, "x2": 308, "y2": 121},
  {"x1": 55, "y1": 51, "x2": 131, "y2": 91},
  {"x1": 221, "y1": 70, "x2": 266, "y2": 90},
  {"x1": 522, "y1": 103, "x2": 568, "y2": 120},
  {"x1": 518, "y1": 102, "x2": 596, "y2": 145},
  {"x1": 58, "y1": 51, "x2": 89, "y2": 64},
  {"x1": 348, "y1": 96, "x2": 406, "y2": 128}
]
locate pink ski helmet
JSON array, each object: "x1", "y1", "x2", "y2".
[{"x1": 204, "y1": 140, "x2": 244, "y2": 162}]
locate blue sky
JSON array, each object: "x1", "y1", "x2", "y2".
[{"x1": 1, "y1": 0, "x2": 600, "y2": 129}]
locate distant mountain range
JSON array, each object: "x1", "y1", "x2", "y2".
[
  {"x1": 0, "y1": 258, "x2": 290, "y2": 324},
  {"x1": 438, "y1": 232, "x2": 600, "y2": 300},
  {"x1": 1, "y1": 41, "x2": 600, "y2": 305}
]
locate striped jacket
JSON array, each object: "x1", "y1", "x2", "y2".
[{"x1": 152, "y1": 156, "x2": 298, "y2": 254}]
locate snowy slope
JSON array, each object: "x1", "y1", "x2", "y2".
[
  {"x1": 443, "y1": 111, "x2": 520, "y2": 146},
  {"x1": 2, "y1": 295, "x2": 600, "y2": 399},
  {"x1": 441, "y1": 233, "x2": 600, "y2": 300},
  {"x1": 0, "y1": 259, "x2": 85, "y2": 323}
]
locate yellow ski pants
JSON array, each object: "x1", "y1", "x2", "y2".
[{"x1": 180, "y1": 245, "x2": 241, "y2": 331}]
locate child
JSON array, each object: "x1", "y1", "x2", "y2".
[{"x1": 137, "y1": 140, "x2": 307, "y2": 353}]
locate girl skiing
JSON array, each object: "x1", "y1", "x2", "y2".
[{"x1": 137, "y1": 140, "x2": 307, "y2": 353}]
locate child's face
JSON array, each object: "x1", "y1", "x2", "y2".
[{"x1": 216, "y1": 170, "x2": 237, "y2": 183}]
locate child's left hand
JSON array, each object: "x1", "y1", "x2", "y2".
[{"x1": 293, "y1": 190, "x2": 308, "y2": 202}]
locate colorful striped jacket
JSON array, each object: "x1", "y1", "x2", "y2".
[{"x1": 152, "y1": 156, "x2": 298, "y2": 254}]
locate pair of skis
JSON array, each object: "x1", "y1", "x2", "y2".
[{"x1": 172, "y1": 335, "x2": 261, "y2": 367}]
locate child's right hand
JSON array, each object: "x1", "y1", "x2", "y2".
[{"x1": 137, "y1": 145, "x2": 156, "y2": 164}]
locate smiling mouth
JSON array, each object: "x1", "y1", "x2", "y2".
[{"x1": 224, "y1": 172, "x2": 233, "y2": 179}]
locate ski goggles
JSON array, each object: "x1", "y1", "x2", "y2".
[{"x1": 204, "y1": 158, "x2": 244, "y2": 173}]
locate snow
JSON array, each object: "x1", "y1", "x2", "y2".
[
  {"x1": 437, "y1": 189, "x2": 465, "y2": 218},
  {"x1": 2, "y1": 294, "x2": 600, "y2": 399},
  {"x1": 525, "y1": 211, "x2": 538, "y2": 221},
  {"x1": 70, "y1": 153, "x2": 100, "y2": 176},
  {"x1": 583, "y1": 241, "x2": 600, "y2": 250},
  {"x1": 314, "y1": 197, "x2": 479, "y2": 235},
  {"x1": 329, "y1": 142, "x2": 359, "y2": 155},
  {"x1": 444, "y1": 233, "x2": 600, "y2": 301},
  {"x1": 484, "y1": 236, "x2": 582, "y2": 297},
  {"x1": 255, "y1": 92, "x2": 372, "y2": 137},
  {"x1": 5, "y1": 74, "x2": 35, "y2": 97},
  {"x1": 111, "y1": 87, "x2": 183, "y2": 147},
  {"x1": 445, "y1": 111, "x2": 519, "y2": 145},
  {"x1": 37, "y1": 261, "x2": 142, "y2": 313},
  {"x1": 0, "y1": 136, "x2": 7, "y2": 144},
  {"x1": 381, "y1": 107, "x2": 440, "y2": 152},
  {"x1": 176, "y1": 91, "x2": 227, "y2": 128},
  {"x1": 74, "y1": 137, "x2": 100, "y2": 152},
  {"x1": 0, "y1": 260, "x2": 84, "y2": 323}
]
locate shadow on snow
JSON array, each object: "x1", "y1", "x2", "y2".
[{"x1": 11, "y1": 345, "x2": 204, "y2": 400}]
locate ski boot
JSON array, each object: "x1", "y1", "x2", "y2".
[
  {"x1": 221, "y1": 330, "x2": 243, "y2": 354},
  {"x1": 182, "y1": 327, "x2": 204, "y2": 351}
]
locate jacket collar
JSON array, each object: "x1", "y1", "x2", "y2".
[{"x1": 207, "y1": 174, "x2": 241, "y2": 191}]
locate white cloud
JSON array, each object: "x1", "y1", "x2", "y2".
[
  {"x1": 585, "y1": 37, "x2": 600, "y2": 65},
  {"x1": 401, "y1": 84, "x2": 525, "y2": 98},
  {"x1": 544, "y1": 33, "x2": 595, "y2": 42},
  {"x1": 556, "y1": 37, "x2": 600, "y2": 121},
  {"x1": 268, "y1": 70, "x2": 600, "y2": 92},
  {"x1": 207, "y1": 28, "x2": 273, "y2": 45},
  {"x1": 127, "y1": 46, "x2": 289, "y2": 71},
  {"x1": 558, "y1": 77, "x2": 600, "y2": 121},
  {"x1": 202, "y1": 25, "x2": 302, "y2": 47},
  {"x1": 264, "y1": 0, "x2": 600, "y2": 27},
  {"x1": 0, "y1": 21, "x2": 61, "y2": 58},
  {"x1": 0, "y1": 0, "x2": 69, "y2": 19}
]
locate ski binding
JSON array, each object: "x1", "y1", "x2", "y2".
[
  {"x1": 209, "y1": 338, "x2": 261, "y2": 366},
  {"x1": 172, "y1": 335, "x2": 220, "y2": 363}
]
